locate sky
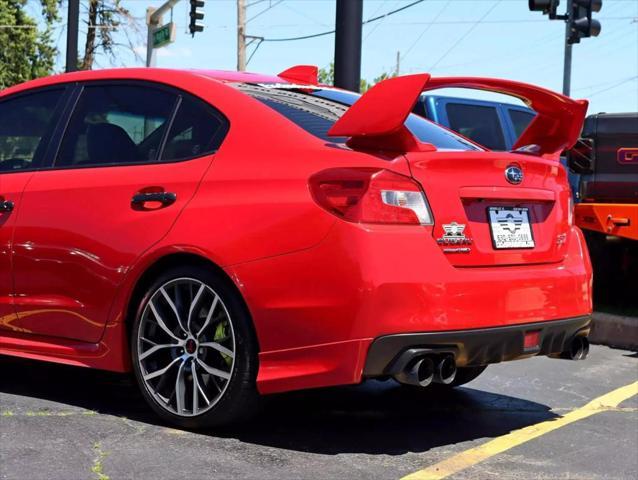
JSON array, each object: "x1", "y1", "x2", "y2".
[{"x1": 41, "y1": 0, "x2": 638, "y2": 114}]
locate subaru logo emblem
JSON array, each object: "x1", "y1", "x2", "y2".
[{"x1": 505, "y1": 165, "x2": 523, "y2": 185}]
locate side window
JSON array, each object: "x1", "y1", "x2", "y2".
[
  {"x1": 56, "y1": 84, "x2": 176, "y2": 167},
  {"x1": 509, "y1": 109, "x2": 536, "y2": 139},
  {"x1": 0, "y1": 89, "x2": 64, "y2": 172},
  {"x1": 160, "y1": 96, "x2": 227, "y2": 161},
  {"x1": 445, "y1": 103, "x2": 506, "y2": 151}
]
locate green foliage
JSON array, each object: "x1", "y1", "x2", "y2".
[
  {"x1": 317, "y1": 62, "x2": 397, "y2": 92},
  {"x1": 0, "y1": 0, "x2": 58, "y2": 89},
  {"x1": 318, "y1": 62, "x2": 335, "y2": 85}
]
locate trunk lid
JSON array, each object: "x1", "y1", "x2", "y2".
[{"x1": 406, "y1": 151, "x2": 572, "y2": 267}]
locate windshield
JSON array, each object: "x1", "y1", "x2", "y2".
[{"x1": 233, "y1": 84, "x2": 480, "y2": 151}]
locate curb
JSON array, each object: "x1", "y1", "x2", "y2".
[{"x1": 590, "y1": 312, "x2": 638, "y2": 351}]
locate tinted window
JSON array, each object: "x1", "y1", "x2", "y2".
[
  {"x1": 256, "y1": 97, "x2": 342, "y2": 143},
  {"x1": 0, "y1": 89, "x2": 63, "y2": 172},
  {"x1": 161, "y1": 96, "x2": 227, "y2": 161},
  {"x1": 445, "y1": 103, "x2": 506, "y2": 150},
  {"x1": 509, "y1": 109, "x2": 535, "y2": 139},
  {"x1": 232, "y1": 85, "x2": 479, "y2": 151},
  {"x1": 56, "y1": 85, "x2": 176, "y2": 167}
]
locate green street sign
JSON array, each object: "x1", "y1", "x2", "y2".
[{"x1": 152, "y1": 22, "x2": 176, "y2": 49}]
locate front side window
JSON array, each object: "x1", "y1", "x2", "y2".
[
  {"x1": 0, "y1": 89, "x2": 64, "y2": 172},
  {"x1": 445, "y1": 103, "x2": 506, "y2": 151},
  {"x1": 56, "y1": 85, "x2": 176, "y2": 167}
]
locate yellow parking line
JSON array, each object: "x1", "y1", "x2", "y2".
[{"x1": 402, "y1": 381, "x2": 638, "y2": 480}]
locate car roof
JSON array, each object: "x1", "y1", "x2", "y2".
[{"x1": 0, "y1": 68, "x2": 304, "y2": 97}]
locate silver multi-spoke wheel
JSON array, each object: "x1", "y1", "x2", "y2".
[{"x1": 136, "y1": 277, "x2": 236, "y2": 417}]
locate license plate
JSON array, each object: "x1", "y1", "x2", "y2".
[{"x1": 488, "y1": 207, "x2": 535, "y2": 249}]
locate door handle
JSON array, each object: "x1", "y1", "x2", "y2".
[
  {"x1": 131, "y1": 192, "x2": 177, "y2": 206},
  {"x1": 0, "y1": 200, "x2": 14, "y2": 213}
]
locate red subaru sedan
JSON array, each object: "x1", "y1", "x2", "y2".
[{"x1": 0, "y1": 66, "x2": 592, "y2": 428}]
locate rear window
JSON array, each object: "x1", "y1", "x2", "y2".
[
  {"x1": 508, "y1": 109, "x2": 536, "y2": 139},
  {"x1": 233, "y1": 84, "x2": 479, "y2": 151},
  {"x1": 445, "y1": 103, "x2": 506, "y2": 151}
]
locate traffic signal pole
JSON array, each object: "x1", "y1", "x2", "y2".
[
  {"x1": 146, "y1": 0, "x2": 181, "y2": 67},
  {"x1": 65, "y1": 0, "x2": 80, "y2": 72},
  {"x1": 334, "y1": 0, "x2": 363, "y2": 92},
  {"x1": 529, "y1": 0, "x2": 602, "y2": 98},
  {"x1": 563, "y1": 0, "x2": 573, "y2": 95}
]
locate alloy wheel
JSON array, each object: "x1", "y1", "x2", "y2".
[{"x1": 136, "y1": 277, "x2": 236, "y2": 417}]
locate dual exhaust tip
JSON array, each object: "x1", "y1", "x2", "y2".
[
  {"x1": 394, "y1": 354, "x2": 456, "y2": 388},
  {"x1": 394, "y1": 335, "x2": 590, "y2": 388}
]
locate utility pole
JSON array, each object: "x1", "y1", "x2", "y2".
[
  {"x1": 65, "y1": 0, "x2": 80, "y2": 72},
  {"x1": 334, "y1": 0, "x2": 363, "y2": 92},
  {"x1": 395, "y1": 50, "x2": 401, "y2": 76},
  {"x1": 237, "y1": 0, "x2": 247, "y2": 71},
  {"x1": 563, "y1": 0, "x2": 573, "y2": 95}
]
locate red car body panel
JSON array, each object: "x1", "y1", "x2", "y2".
[{"x1": 0, "y1": 68, "x2": 593, "y2": 395}]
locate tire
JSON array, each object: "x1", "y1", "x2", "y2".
[{"x1": 130, "y1": 264, "x2": 260, "y2": 429}]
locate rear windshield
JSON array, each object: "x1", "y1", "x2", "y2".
[{"x1": 233, "y1": 84, "x2": 480, "y2": 151}]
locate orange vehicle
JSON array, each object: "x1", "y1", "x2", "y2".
[
  {"x1": 568, "y1": 113, "x2": 637, "y2": 310},
  {"x1": 569, "y1": 113, "x2": 638, "y2": 241}
]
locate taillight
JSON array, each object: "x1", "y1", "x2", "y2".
[{"x1": 309, "y1": 168, "x2": 433, "y2": 225}]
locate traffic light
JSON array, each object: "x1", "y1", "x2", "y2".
[
  {"x1": 568, "y1": 0, "x2": 602, "y2": 44},
  {"x1": 189, "y1": 0, "x2": 204, "y2": 36},
  {"x1": 528, "y1": 0, "x2": 560, "y2": 17}
]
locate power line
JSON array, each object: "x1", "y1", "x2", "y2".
[
  {"x1": 428, "y1": 0, "x2": 501, "y2": 71},
  {"x1": 402, "y1": 0, "x2": 450, "y2": 61},
  {"x1": 363, "y1": 0, "x2": 391, "y2": 41},
  {"x1": 246, "y1": 0, "x2": 285, "y2": 23},
  {"x1": 260, "y1": 0, "x2": 426, "y2": 42},
  {"x1": 282, "y1": 2, "x2": 331, "y2": 28},
  {"x1": 573, "y1": 75, "x2": 638, "y2": 91},
  {"x1": 588, "y1": 75, "x2": 638, "y2": 97}
]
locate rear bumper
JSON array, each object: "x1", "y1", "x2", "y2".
[
  {"x1": 363, "y1": 315, "x2": 592, "y2": 376},
  {"x1": 231, "y1": 221, "x2": 592, "y2": 395},
  {"x1": 575, "y1": 203, "x2": 638, "y2": 240}
]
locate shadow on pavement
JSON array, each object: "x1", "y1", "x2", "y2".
[{"x1": 0, "y1": 356, "x2": 557, "y2": 455}]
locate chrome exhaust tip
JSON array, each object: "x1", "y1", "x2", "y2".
[
  {"x1": 433, "y1": 355, "x2": 457, "y2": 385},
  {"x1": 394, "y1": 356, "x2": 435, "y2": 387},
  {"x1": 562, "y1": 335, "x2": 590, "y2": 360}
]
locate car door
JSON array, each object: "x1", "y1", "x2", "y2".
[
  {"x1": 0, "y1": 87, "x2": 69, "y2": 332},
  {"x1": 10, "y1": 81, "x2": 229, "y2": 342}
]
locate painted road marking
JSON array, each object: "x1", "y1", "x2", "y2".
[{"x1": 402, "y1": 381, "x2": 638, "y2": 480}]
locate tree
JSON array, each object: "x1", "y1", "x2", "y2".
[
  {"x1": 318, "y1": 63, "x2": 335, "y2": 85},
  {"x1": 317, "y1": 63, "x2": 396, "y2": 92},
  {"x1": 79, "y1": 0, "x2": 141, "y2": 70},
  {"x1": 0, "y1": 0, "x2": 58, "y2": 89}
]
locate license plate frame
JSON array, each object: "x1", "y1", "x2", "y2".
[{"x1": 488, "y1": 206, "x2": 535, "y2": 249}]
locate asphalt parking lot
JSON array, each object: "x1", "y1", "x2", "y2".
[{"x1": 1, "y1": 345, "x2": 637, "y2": 480}]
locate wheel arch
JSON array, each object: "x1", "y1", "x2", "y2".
[{"x1": 123, "y1": 252, "x2": 258, "y2": 349}]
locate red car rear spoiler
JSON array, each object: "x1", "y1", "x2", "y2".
[{"x1": 328, "y1": 74, "x2": 588, "y2": 159}]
